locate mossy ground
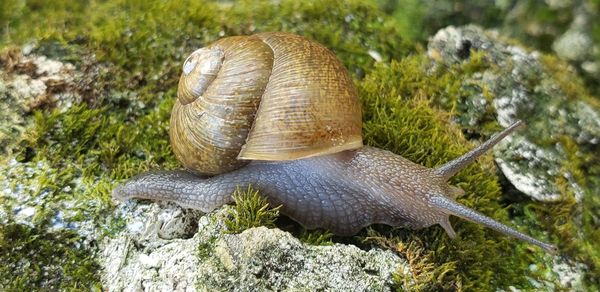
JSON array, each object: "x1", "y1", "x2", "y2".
[{"x1": 0, "y1": 0, "x2": 598, "y2": 290}]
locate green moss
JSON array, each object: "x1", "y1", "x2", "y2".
[
  {"x1": 2, "y1": 0, "x2": 412, "y2": 101},
  {"x1": 224, "y1": 0, "x2": 413, "y2": 77},
  {"x1": 0, "y1": 223, "x2": 101, "y2": 290},
  {"x1": 0, "y1": 87, "x2": 179, "y2": 288},
  {"x1": 363, "y1": 48, "x2": 600, "y2": 290},
  {"x1": 224, "y1": 186, "x2": 281, "y2": 234},
  {"x1": 298, "y1": 229, "x2": 334, "y2": 246},
  {"x1": 4, "y1": 0, "x2": 411, "y2": 288},
  {"x1": 197, "y1": 236, "x2": 217, "y2": 260},
  {"x1": 591, "y1": 0, "x2": 600, "y2": 96},
  {"x1": 378, "y1": 0, "x2": 506, "y2": 47}
]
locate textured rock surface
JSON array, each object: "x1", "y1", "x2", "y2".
[
  {"x1": 428, "y1": 25, "x2": 600, "y2": 202},
  {"x1": 101, "y1": 202, "x2": 408, "y2": 291},
  {"x1": 0, "y1": 47, "x2": 81, "y2": 153},
  {"x1": 0, "y1": 50, "x2": 95, "y2": 232}
]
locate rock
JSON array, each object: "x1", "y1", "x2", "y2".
[
  {"x1": 427, "y1": 25, "x2": 600, "y2": 202},
  {"x1": 100, "y1": 202, "x2": 408, "y2": 291},
  {"x1": 519, "y1": 256, "x2": 587, "y2": 291},
  {"x1": 0, "y1": 47, "x2": 81, "y2": 153},
  {"x1": 553, "y1": 30, "x2": 593, "y2": 62},
  {"x1": 552, "y1": 3, "x2": 600, "y2": 76},
  {"x1": 494, "y1": 135, "x2": 562, "y2": 202}
]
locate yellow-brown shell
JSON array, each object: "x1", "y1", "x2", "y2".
[{"x1": 171, "y1": 32, "x2": 363, "y2": 175}]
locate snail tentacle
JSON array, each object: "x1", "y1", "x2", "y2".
[
  {"x1": 434, "y1": 120, "x2": 524, "y2": 181},
  {"x1": 429, "y1": 195, "x2": 558, "y2": 253}
]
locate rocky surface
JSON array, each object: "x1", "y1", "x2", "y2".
[
  {"x1": 101, "y1": 202, "x2": 408, "y2": 291},
  {"x1": 0, "y1": 50, "x2": 91, "y2": 230},
  {"x1": 384, "y1": 0, "x2": 600, "y2": 96},
  {"x1": 0, "y1": 46, "x2": 81, "y2": 153},
  {"x1": 428, "y1": 25, "x2": 600, "y2": 202},
  {"x1": 552, "y1": 2, "x2": 599, "y2": 79}
]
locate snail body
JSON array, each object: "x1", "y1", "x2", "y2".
[{"x1": 113, "y1": 32, "x2": 557, "y2": 253}]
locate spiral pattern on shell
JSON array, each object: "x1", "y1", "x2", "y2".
[{"x1": 171, "y1": 32, "x2": 363, "y2": 175}]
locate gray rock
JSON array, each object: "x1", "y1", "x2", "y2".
[
  {"x1": 100, "y1": 202, "x2": 409, "y2": 292},
  {"x1": 427, "y1": 25, "x2": 600, "y2": 202},
  {"x1": 517, "y1": 257, "x2": 587, "y2": 291},
  {"x1": 494, "y1": 136, "x2": 562, "y2": 202},
  {"x1": 553, "y1": 30, "x2": 593, "y2": 62}
]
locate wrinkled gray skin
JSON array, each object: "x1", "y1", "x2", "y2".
[{"x1": 113, "y1": 121, "x2": 557, "y2": 253}]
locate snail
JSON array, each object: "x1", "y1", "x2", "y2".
[{"x1": 113, "y1": 32, "x2": 557, "y2": 253}]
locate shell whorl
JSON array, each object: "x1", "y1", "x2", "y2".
[{"x1": 171, "y1": 32, "x2": 363, "y2": 175}]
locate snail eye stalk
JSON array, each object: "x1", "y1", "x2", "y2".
[{"x1": 434, "y1": 120, "x2": 524, "y2": 181}]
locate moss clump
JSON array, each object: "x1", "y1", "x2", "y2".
[
  {"x1": 298, "y1": 229, "x2": 334, "y2": 246},
  {"x1": 438, "y1": 42, "x2": 600, "y2": 288},
  {"x1": 197, "y1": 235, "x2": 217, "y2": 260},
  {"x1": 224, "y1": 186, "x2": 281, "y2": 234},
  {"x1": 0, "y1": 223, "x2": 100, "y2": 290},
  {"x1": 378, "y1": 0, "x2": 505, "y2": 46},
  {"x1": 518, "y1": 134, "x2": 600, "y2": 289},
  {"x1": 0, "y1": 88, "x2": 179, "y2": 289},
  {"x1": 358, "y1": 44, "x2": 600, "y2": 289}
]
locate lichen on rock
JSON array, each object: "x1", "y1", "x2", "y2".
[
  {"x1": 551, "y1": 2, "x2": 600, "y2": 80},
  {"x1": 0, "y1": 47, "x2": 81, "y2": 153},
  {"x1": 428, "y1": 24, "x2": 600, "y2": 203},
  {"x1": 101, "y1": 202, "x2": 408, "y2": 291},
  {"x1": 426, "y1": 24, "x2": 600, "y2": 289}
]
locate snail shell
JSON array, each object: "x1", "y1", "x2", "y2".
[{"x1": 171, "y1": 32, "x2": 363, "y2": 175}]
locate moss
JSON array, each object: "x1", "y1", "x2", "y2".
[
  {"x1": 0, "y1": 84, "x2": 179, "y2": 288},
  {"x1": 378, "y1": 0, "x2": 506, "y2": 47},
  {"x1": 197, "y1": 236, "x2": 217, "y2": 260},
  {"x1": 365, "y1": 231, "x2": 438, "y2": 291},
  {"x1": 2, "y1": 0, "x2": 412, "y2": 101},
  {"x1": 379, "y1": 31, "x2": 599, "y2": 288},
  {"x1": 224, "y1": 0, "x2": 413, "y2": 78},
  {"x1": 0, "y1": 0, "x2": 26, "y2": 40},
  {"x1": 0, "y1": 223, "x2": 101, "y2": 290},
  {"x1": 381, "y1": 0, "x2": 572, "y2": 53},
  {"x1": 298, "y1": 229, "x2": 335, "y2": 246},
  {"x1": 514, "y1": 124, "x2": 600, "y2": 288},
  {"x1": 224, "y1": 186, "x2": 281, "y2": 234},
  {"x1": 3, "y1": 1, "x2": 413, "y2": 288},
  {"x1": 466, "y1": 50, "x2": 600, "y2": 288},
  {"x1": 591, "y1": 0, "x2": 600, "y2": 95}
]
